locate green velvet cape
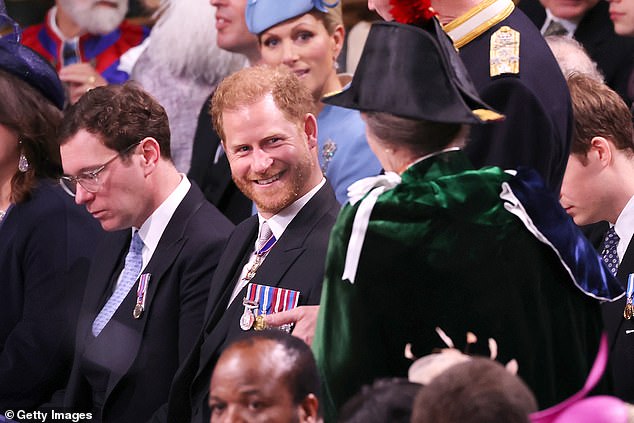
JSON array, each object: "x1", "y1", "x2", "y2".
[{"x1": 312, "y1": 151, "x2": 604, "y2": 421}]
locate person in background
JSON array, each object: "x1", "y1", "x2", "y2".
[
  {"x1": 208, "y1": 330, "x2": 321, "y2": 423},
  {"x1": 21, "y1": 0, "x2": 149, "y2": 104},
  {"x1": 130, "y1": 0, "x2": 246, "y2": 174},
  {"x1": 57, "y1": 82, "x2": 233, "y2": 422},
  {"x1": 246, "y1": 0, "x2": 381, "y2": 204},
  {"x1": 368, "y1": 0, "x2": 573, "y2": 194},
  {"x1": 187, "y1": 0, "x2": 259, "y2": 224},
  {"x1": 338, "y1": 378, "x2": 421, "y2": 423},
  {"x1": 545, "y1": 35, "x2": 604, "y2": 81},
  {"x1": 609, "y1": 0, "x2": 634, "y2": 36},
  {"x1": 0, "y1": 6, "x2": 102, "y2": 412},
  {"x1": 518, "y1": 0, "x2": 634, "y2": 106},
  {"x1": 607, "y1": 0, "x2": 634, "y2": 111},
  {"x1": 411, "y1": 358, "x2": 537, "y2": 423}
]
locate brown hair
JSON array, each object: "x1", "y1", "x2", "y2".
[
  {"x1": 364, "y1": 111, "x2": 465, "y2": 156},
  {"x1": 411, "y1": 358, "x2": 537, "y2": 423},
  {"x1": 211, "y1": 65, "x2": 315, "y2": 141},
  {"x1": 0, "y1": 69, "x2": 62, "y2": 203},
  {"x1": 58, "y1": 82, "x2": 172, "y2": 160},
  {"x1": 567, "y1": 73, "x2": 633, "y2": 158}
]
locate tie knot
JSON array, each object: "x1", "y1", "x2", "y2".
[
  {"x1": 256, "y1": 222, "x2": 274, "y2": 252},
  {"x1": 544, "y1": 19, "x2": 569, "y2": 37},
  {"x1": 605, "y1": 226, "x2": 620, "y2": 245},
  {"x1": 130, "y1": 231, "x2": 144, "y2": 255}
]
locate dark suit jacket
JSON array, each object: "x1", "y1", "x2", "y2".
[
  {"x1": 0, "y1": 181, "x2": 102, "y2": 412},
  {"x1": 459, "y1": 8, "x2": 573, "y2": 193},
  {"x1": 519, "y1": 0, "x2": 634, "y2": 106},
  {"x1": 587, "y1": 221, "x2": 634, "y2": 402},
  {"x1": 157, "y1": 183, "x2": 339, "y2": 423},
  {"x1": 63, "y1": 183, "x2": 233, "y2": 422},
  {"x1": 187, "y1": 92, "x2": 252, "y2": 225}
]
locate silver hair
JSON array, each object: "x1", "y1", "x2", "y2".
[{"x1": 545, "y1": 35, "x2": 604, "y2": 82}]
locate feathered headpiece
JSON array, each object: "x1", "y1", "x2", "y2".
[{"x1": 389, "y1": 0, "x2": 437, "y2": 26}]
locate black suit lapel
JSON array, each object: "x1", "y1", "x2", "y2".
[
  {"x1": 75, "y1": 231, "x2": 129, "y2": 347},
  {"x1": 102, "y1": 185, "x2": 204, "y2": 400},
  {"x1": 203, "y1": 218, "x2": 258, "y2": 322}
]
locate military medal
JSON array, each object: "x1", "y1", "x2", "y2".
[
  {"x1": 254, "y1": 314, "x2": 268, "y2": 331},
  {"x1": 242, "y1": 231, "x2": 277, "y2": 282},
  {"x1": 624, "y1": 274, "x2": 634, "y2": 320},
  {"x1": 133, "y1": 304, "x2": 144, "y2": 319},
  {"x1": 241, "y1": 283, "x2": 301, "y2": 331},
  {"x1": 240, "y1": 299, "x2": 258, "y2": 330},
  {"x1": 133, "y1": 273, "x2": 151, "y2": 319}
]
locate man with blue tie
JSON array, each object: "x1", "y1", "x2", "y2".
[
  {"x1": 560, "y1": 74, "x2": 634, "y2": 402},
  {"x1": 57, "y1": 82, "x2": 233, "y2": 422}
]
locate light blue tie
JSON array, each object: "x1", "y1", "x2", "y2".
[{"x1": 92, "y1": 231, "x2": 144, "y2": 337}]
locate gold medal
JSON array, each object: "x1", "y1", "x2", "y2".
[
  {"x1": 624, "y1": 303, "x2": 633, "y2": 320},
  {"x1": 253, "y1": 314, "x2": 268, "y2": 331},
  {"x1": 133, "y1": 304, "x2": 144, "y2": 319}
]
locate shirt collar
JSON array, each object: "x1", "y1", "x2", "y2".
[
  {"x1": 614, "y1": 194, "x2": 634, "y2": 263},
  {"x1": 443, "y1": 0, "x2": 515, "y2": 49},
  {"x1": 48, "y1": 7, "x2": 77, "y2": 42},
  {"x1": 257, "y1": 178, "x2": 326, "y2": 241},
  {"x1": 134, "y1": 174, "x2": 191, "y2": 257},
  {"x1": 542, "y1": 9, "x2": 579, "y2": 36}
]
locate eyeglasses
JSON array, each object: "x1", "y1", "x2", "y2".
[{"x1": 59, "y1": 141, "x2": 141, "y2": 197}]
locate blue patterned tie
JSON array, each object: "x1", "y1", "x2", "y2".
[
  {"x1": 92, "y1": 231, "x2": 144, "y2": 336},
  {"x1": 601, "y1": 227, "x2": 620, "y2": 277}
]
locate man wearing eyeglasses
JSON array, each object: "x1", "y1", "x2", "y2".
[{"x1": 56, "y1": 82, "x2": 234, "y2": 422}]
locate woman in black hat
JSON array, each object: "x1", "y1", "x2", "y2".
[
  {"x1": 311, "y1": 17, "x2": 617, "y2": 421},
  {"x1": 0, "y1": 9, "x2": 102, "y2": 412}
]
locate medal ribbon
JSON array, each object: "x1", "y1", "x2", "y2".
[
  {"x1": 256, "y1": 234, "x2": 276, "y2": 256},
  {"x1": 136, "y1": 273, "x2": 151, "y2": 312},
  {"x1": 246, "y1": 283, "x2": 300, "y2": 316}
]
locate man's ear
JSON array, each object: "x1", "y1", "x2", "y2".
[
  {"x1": 304, "y1": 113, "x2": 318, "y2": 149},
  {"x1": 589, "y1": 136, "x2": 613, "y2": 168},
  {"x1": 139, "y1": 137, "x2": 161, "y2": 176},
  {"x1": 298, "y1": 394, "x2": 319, "y2": 423}
]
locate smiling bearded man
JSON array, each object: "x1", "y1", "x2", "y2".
[{"x1": 150, "y1": 65, "x2": 340, "y2": 423}]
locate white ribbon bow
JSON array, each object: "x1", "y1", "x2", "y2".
[{"x1": 342, "y1": 172, "x2": 402, "y2": 284}]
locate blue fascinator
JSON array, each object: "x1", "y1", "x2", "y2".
[
  {"x1": 246, "y1": 0, "x2": 339, "y2": 35},
  {"x1": 0, "y1": 0, "x2": 65, "y2": 110}
]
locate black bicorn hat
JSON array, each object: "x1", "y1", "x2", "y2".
[
  {"x1": 323, "y1": 18, "x2": 503, "y2": 125},
  {"x1": 0, "y1": 1, "x2": 65, "y2": 110}
]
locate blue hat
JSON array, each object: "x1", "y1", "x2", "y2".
[
  {"x1": 0, "y1": 3, "x2": 65, "y2": 110},
  {"x1": 246, "y1": 0, "x2": 339, "y2": 35}
]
